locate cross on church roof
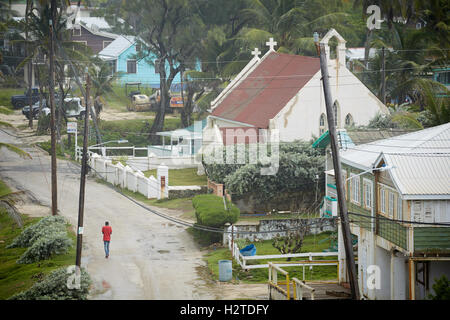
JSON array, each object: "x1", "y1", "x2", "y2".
[
  {"x1": 251, "y1": 48, "x2": 261, "y2": 58},
  {"x1": 266, "y1": 38, "x2": 277, "y2": 51}
]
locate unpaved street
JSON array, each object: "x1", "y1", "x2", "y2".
[{"x1": 0, "y1": 127, "x2": 267, "y2": 300}]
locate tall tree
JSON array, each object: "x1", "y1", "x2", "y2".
[{"x1": 101, "y1": 0, "x2": 205, "y2": 143}]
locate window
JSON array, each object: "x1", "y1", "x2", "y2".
[
  {"x1": 397, "y1": 197, "x2": 403, "y2": 220},
  {"x1": 388, "y1": 192, "x2": 395, "y2": 218},
  {"x1": 350, "y1": 173, "x2": 360, "y2": 204},
  {"x1": 345, "y1": 113, "x2": 354, "y2": 126},
  {"x1": 127, "y1": 59, "x2": 137, "y2": 74},
  {"x1": 363, "y1": 179, "x2": 373, "y2": 209},
  {"x1": 73, "y1": 27, "x2": 81, "y2": 36},
  {"x1": 424, "y1": 201, "x2": 433, "y2": 223},
  {"x1": 413, "y1": 201, "x2": 422, "y2": 222},
  {"x1": 380, "y1": 187, "x2": 386, "y2": 213},
  {"x1": 319, "y1": 113, "x2": 327, "y2": 135},
  {"x1": 136, "y1": 43, "x2": 141, "y2": 52},
  {"x1": 332, "y1": 101, "x2": 340, "y2": 128}
]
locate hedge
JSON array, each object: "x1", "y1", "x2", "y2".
[{"x1": 192, "y1": 194, "x2": 239, "y2": 227}]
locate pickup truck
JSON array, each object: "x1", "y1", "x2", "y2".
[
  {"x1": 11, "y1": 88, "x2": 41, "y2": 109},
  {"x1": 22, "y1": 97, "x2": 86, "y2": 120},
  {"x1": 22, "y1": 100, "x2": 49, "y2": 120}
]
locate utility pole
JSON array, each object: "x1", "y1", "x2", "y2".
[
  {"x1": 381, "y1": 47, "x2": 386, "y2": 105},
  {"x1": 75, "y1": 72, "x2": 90, "y2": 269},
  {"x1": 25, "y1": 0, "x2": 33, "y2": 129},
  {"x1": 317, "y1": 41, "x2": 360, "y2": 300},
  {"x1": 49, "y1": 0, "x2": 58, "y2": 216}
]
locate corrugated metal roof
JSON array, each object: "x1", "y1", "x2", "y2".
[
  {"x1": 211, "y1": 52, "x2": 320, "y2": 128},
  {"x1": 341, "y1": 123, "x2": 450, "y2": 197},
  {"x1": 384, "y1": 153, "x2": 450, "y2": 198},
  {"x1": 98, "y1": 35, "x2": 135, "y2": 59}
]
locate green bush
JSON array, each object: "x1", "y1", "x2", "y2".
[
  {"x1": 7, "y1": 216, "x2": 67, "y2": 248},
  {"x1": 191, "y1": 194, "x2": 240, "y2": 246},
  {"x1": 7, "y1": 215, "x2": 73, "y2": 264},
  {"x1": 17, "y1": 232, "x2": 73, "y2": 264},
  {"x1": 429, "y1": 275, "x2": 450, "y2": 300},
  {"x1": 192, "y1": 194, "x2": 239, "y2": 227},
  {"x1": 9, "y1": 266, "x2": 91, "y2": 300}
]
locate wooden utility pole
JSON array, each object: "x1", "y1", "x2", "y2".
[
  {"x1": 381, "y1": 47, "x2": 386, "y2": 105},
  {"x1": 26, "y1": 0, "x2": 33, "y2": 129},
  {"x1": 49, "y1": 0, "x2": 58, "y2": 216},
  {"x1": 318, "y1": 42, "x2": 360, "y2": 300},
  {"x1": 75, "y1": 72, "x2": 90, "y2": 269}
]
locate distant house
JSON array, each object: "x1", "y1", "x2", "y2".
[
  {"x1": 313, "y1": 123, "x2": 450, "y2": 300},
  {"x1": 69, "y1": 23, "x2": 118, "y2": 54},
  {"x1": 98, "y1": 35, "x2": 181, "y2": 87},
  {"x1": 203, "y1": 29, "x2": 389, "y2": 147}
]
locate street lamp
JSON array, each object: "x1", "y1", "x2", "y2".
[
  {"x1": 345, "y1": 164, "x2": 394, "y2": 182},
  {"x1": 88, "y1": 139, "x2": 128, "y2": 157}
]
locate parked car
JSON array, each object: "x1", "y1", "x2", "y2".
[
  {"x1": 22, "y1": 100, "x2": 49, "y2": 120},
  {"x1": 11, "y1": 88, "x2": 41, "y2": 109},
  {"x1": 62, "y1": 97, "x2": 86, "y2": 119}
]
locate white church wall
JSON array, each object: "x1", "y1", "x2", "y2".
[{"x1": 272, "y1": 59, "x2": 389, "y2": 142}]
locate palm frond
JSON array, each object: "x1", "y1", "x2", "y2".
[{"x1": 0, "y1": 143, "x2": 32, "y2": 159}]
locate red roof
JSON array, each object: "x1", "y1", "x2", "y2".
[{"x1": 211, "y1": 52, "x2": 320, "y2": 128}]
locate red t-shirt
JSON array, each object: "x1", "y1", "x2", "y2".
[{"x1": 102, "y1": 225, "x2": 112, "y2": 241}]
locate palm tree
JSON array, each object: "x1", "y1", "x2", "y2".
[{"x1": 89, "y1": 58, "x2": 118, "y2": 120}]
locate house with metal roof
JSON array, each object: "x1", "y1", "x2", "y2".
[
  {"x1": 204, "y1": 29, "x2": 389, "y2": 146},
  {"x1": 98, "y1": 35, "x2": 183, "y2": 87},
  {"x1": 313, "y1": 123, "x2": 450, "y2": 300}
]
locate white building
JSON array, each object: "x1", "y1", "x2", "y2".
[
  {"x1": 204, "y1": 29, "x2": 389, "y2": 145},
  {"x1": 314, "y1": 123, "x2": 450, "y2": 300}
]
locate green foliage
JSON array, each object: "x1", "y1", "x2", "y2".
[
  {"x1": 17, "y1": 232, "x2": 73, "y2": 264},
  {"x1": 9, "y1": 266, "x2": 91, "y2": 300},
  {"x1": 428, "y1": 275, "x2": 450, "y2": 300},
  {"x1": 192, "y1": 194, "x2": 239, "y2": 227},
  {"x1": 7, "y1": 215, "x2": 66, "y2": 248},
  {"x1": 217, "y1": 141, "x2": 324, "y2": 201},
  {"x1": 7, "y1": 216, "x2": 72, "y2": 264}
]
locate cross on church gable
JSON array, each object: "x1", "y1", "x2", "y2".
[
  {"x1": 251, "y1": 48, "x2": 261, "y2": 58},
  {"x1": 266, "y1": 38, "x2": 277, "y2": 51}
]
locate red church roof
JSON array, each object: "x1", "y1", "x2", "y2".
[{"x1": 211, "y1": 52, "x2": 320, "y2": 128}]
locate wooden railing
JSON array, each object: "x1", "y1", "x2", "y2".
[
  {"x1": 268, "y1": 262, "x2": 291, "y2": 300},
  {"x1": 292, "y1": 277, "x2": 315, "y2": 300}
]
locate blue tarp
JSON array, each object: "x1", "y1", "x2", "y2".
[{"x1": 240, "y1": 244, "x2": 256, "y2": 256}]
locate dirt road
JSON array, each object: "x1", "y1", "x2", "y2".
[{"x1": 0, "y1": 127, "x2": 268, "y2": 300}]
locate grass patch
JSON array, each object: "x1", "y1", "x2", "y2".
[
  {"x1": 0, "y1": 106, "x2": 13, "y2": 115},
  {"x1": 0, "y1": 88, "x2": 24, "y2": 109},
  {"x1": 203, "y1": 232, "x2": 338, "y2": 284},
  {"x1": 143, "y1": 168, "x2": 207, "y2": 186},
  {"x1": 0, "y1": 210, "x2": 77, "y2": 299}
]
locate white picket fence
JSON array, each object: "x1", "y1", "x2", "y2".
[{"x1": 88, "y1": 152, "x2": 168, "y2": 199}]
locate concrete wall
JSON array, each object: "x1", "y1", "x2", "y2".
[
  {"x1": 374, "y1": 245, "x2": 391, "y2": 300},
  {"x1": 232, "y1": 218, "x2": 337, "y2": 242}
]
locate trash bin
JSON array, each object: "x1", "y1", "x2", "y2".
[{"x1": 218, "y1": 260, "x2": 232, "y2": 281}]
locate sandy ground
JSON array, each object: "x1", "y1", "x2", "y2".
[{"x1": 0, "y1": 123, "x2": 268, "y2": 300}]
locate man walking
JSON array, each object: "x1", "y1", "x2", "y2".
[{"x1": 102, "y1": 221, "x2": 112, "y2": 258}]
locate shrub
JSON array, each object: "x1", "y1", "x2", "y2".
[
  {"x1": 192, "y1": 194, "x2": 240, "y2": 246},
  {"x1": 192, "y1": 194, "x2": 239, "y2": 227},
  {"x1": 9, "y1": 267, "x2": 91, "y2": 300},
  {"x1": 17, "y1": 232, "x2": 73, "y2": 264},
  {"x1": 7, "y1": 215, "x2": 67, "y2": 248},
  {"x1": 428, "y1": 275, "x2": 450, "y2": 300}
]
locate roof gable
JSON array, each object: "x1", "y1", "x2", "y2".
[{"x1": 211, "y1": 52, "x2": 320, "y2": 128}]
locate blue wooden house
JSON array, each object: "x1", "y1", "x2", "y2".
[{"x1": 98, "y1": 35, "x2": 181, "y2": 88}]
